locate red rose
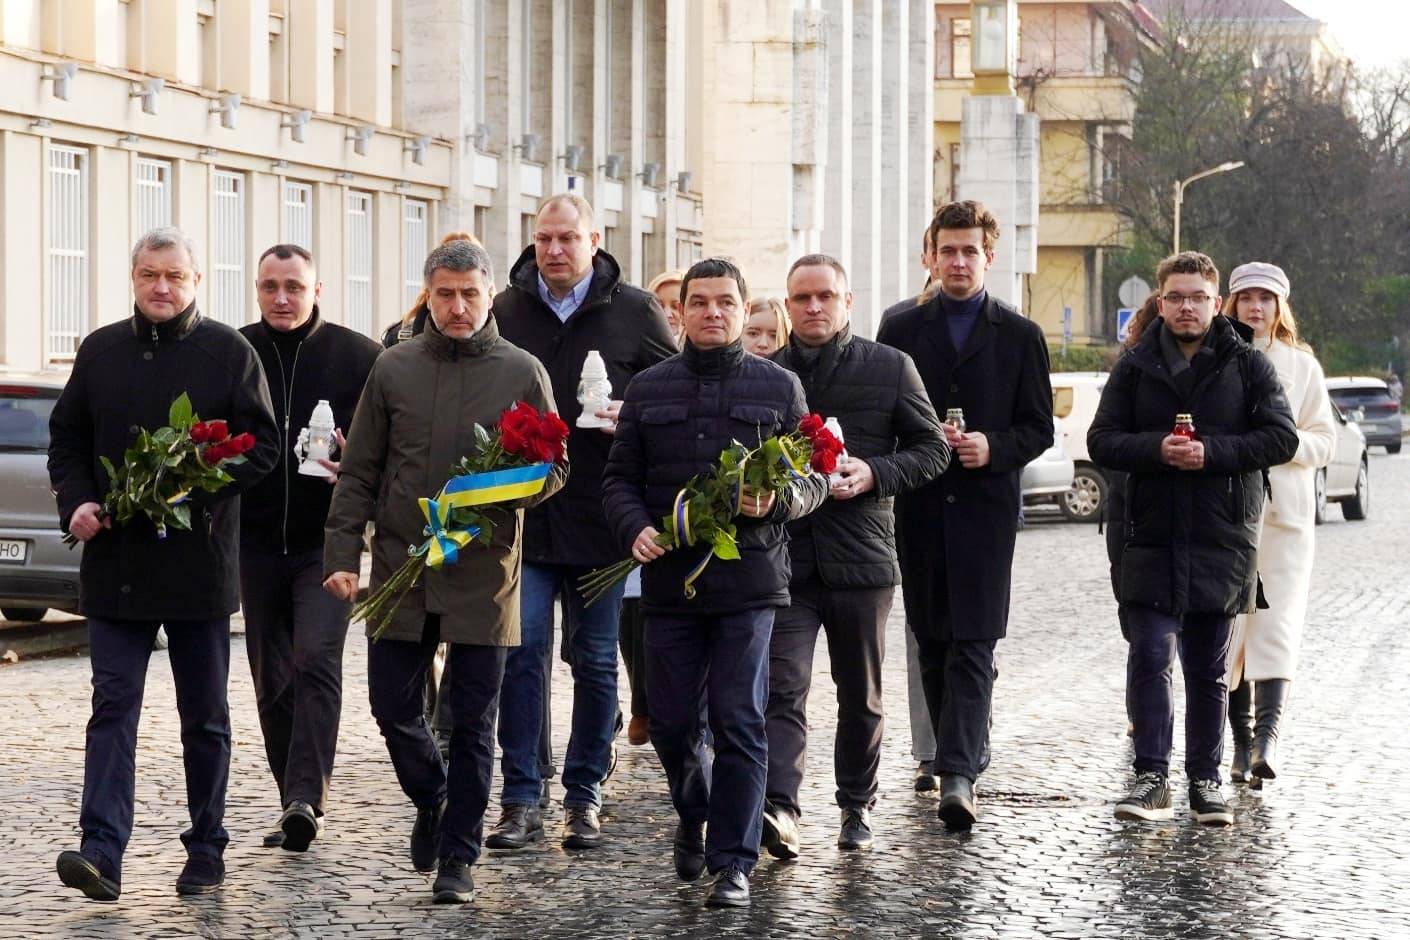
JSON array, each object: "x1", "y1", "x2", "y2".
[
  {"x1": 798, "y1": 414, "x2": 825, "y2": 437},
  {"x1": 229, "y1": 432, "x2": 256, "y2": 455},
  {"x1": 205, "y1": 420, "x2": 230, "y2": 442},
  {"x1": 534, "y1": 411, "x2": 569, "y2": 463},
  {"x1": 190, "y1": 422, "x2": 210, "y2": 444},
  {"x1": 810, "y1": 449, "x2": 839, "y2": 474},
  {"x1": 203, "y1": 442, "x2": 230, "y2": 463}
]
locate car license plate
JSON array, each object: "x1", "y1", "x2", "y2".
[{"x1": 0, "y1": 538, "x2": 28, "y2": 564}]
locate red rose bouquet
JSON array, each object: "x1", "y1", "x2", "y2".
[
  {"x1": 65, "y1": 393, "x2": 256, "y2": 545},
  {"x1": 355, "y1": 401, "x2": 569, "y2": 637},
  {"x1": 578, "y1": 413, "x2": 843, "y2": 605}
]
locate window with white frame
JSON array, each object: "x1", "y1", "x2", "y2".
[
  {"x1": 346, "y1": 191, "x2": 374, "y2": 336},
  {"x1": 47, "y1": 145, "x2": 89, "y2": 360},
  {"x1": 403, "y1": 198, "x2": 428, "y2": 310},
  {"x1": 135, "y1": 157, "x2": 172, "y2": 237},
  {"x1": 212, "y1": 170, "x2": 247, "y2": 326},
  {"x1": 283, "y1": 181, "x2": 313, "y2": 250}
]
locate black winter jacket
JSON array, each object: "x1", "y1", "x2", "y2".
[
  {"x1": 239, "y1": 308, "x2": 381, "y2": 555},
  {"x1": 771, "y1": 328, "x2": 950, "y2": 588},
  {"x1": 495, "y1": 247, "x2": 677, "y2": 567},
  {"x1": 48, "y1": 304, "x2": 279, "y2": 620},
  {"x1": 602, "y1": 340, "x2": 830, "y2": 614},
  {"x1": 1088, "y1": 315, "x2": 1299, "y2": 617}
]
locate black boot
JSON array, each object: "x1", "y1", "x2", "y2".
[
  {"x1": 1228, "y1": 681, "x2": 1254, "y2": 784},
  {"x1": 1251, "y1": 679, "x2": 1291, "y2": 781}
]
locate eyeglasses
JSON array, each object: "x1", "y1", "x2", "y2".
[{"x1": 1161, "y1": 292, "x2": 1214, "y2": 307}]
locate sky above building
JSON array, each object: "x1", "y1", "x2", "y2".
[{"x1": 1287, "y1": 0, "x2": 1408, "y2": 69}]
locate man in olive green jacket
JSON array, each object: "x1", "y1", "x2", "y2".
[{"x1": 323, "y1": 239, "x2": 567, "y2": 905}]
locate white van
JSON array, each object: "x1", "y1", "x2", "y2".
[{"x1": 1049, "y1": 372, "x2": 1109, "y2": 522}]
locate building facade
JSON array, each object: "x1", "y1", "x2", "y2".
[
  {"x1": 0, "y1": 1, "x2": 936, "y2": 372},
  {"x1": 934, "y1": 0, "x2": 1156, "y2": 344}
]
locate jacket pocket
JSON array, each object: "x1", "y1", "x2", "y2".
[
  {"x1": 728, "y1": 404, "x2": 782, "y2": 447},
  {"x1": 639, "y1": 403, "x2": 690, "y2": 425}
]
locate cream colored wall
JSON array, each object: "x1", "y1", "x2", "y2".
[
  {"x1": 0, "y1": 130, "x2": 43, "y2": 370},
  {"x1": 1031, "y1": 245, "x2": 1087, "y2": 339},
  {"x1": 1039, "y1": 121, "x2": 1091, "y2": 205}
]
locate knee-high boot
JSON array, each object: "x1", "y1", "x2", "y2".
[
  {"x1": 1228, "y1": 680, "x2": 1254, "y2": 784},
  {"x1": 1251, "y1": 679, "x2": 1291, "y2": 781}
]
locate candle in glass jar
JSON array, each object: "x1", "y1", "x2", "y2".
[
  {"x1": 945, "y1": 408, "x2": 966, "y2": 433},
  {"x1": 1172, "y1": 413, "x2": 1197, "y2": 441}
]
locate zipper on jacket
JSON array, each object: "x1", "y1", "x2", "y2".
[{"x1": 273, "y1": 340, "x2": 304, "y2": 556}]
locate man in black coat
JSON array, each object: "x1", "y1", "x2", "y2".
[
  {"x1": 763, "y1": 254, "x2": 949, "y2": 856},
  {"x1": 488, "y1": 194, "x2": 677, "y2": 851},
  {"x1": 601, "y1": 258, "x2": 829, "y2": 907},
  {"x1": 238, "y1": 244, "x2": 381, "y2": 853},
  {"x1": 48, "y1": 227, "x2": 279, "y2": 901},
  {"x1": 1088, "y1": 251, "x2": 1298, "y2": 827},
  {"x1": 876, "y1": 201, "x2": 1054, "y2": 831}
]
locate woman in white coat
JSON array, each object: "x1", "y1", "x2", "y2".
[{"x1": 1222, "y1": 262, "x2": 1337, "y2": 786}]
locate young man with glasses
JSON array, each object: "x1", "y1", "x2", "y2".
[{"x1": 1088, "y1": 251, "x2": 1298, "y2": 826}]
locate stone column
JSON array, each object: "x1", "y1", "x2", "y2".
[
  {"x1": 958, "y1": 96, "x2": 1039, "y2": 308},
  {"x1": 849, "y1": 0, "x2": 883, "y2": 329}
]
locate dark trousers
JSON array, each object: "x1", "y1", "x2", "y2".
[
  {"x1": 240, "y1": 547, "x2": 350, "y2": 814},
  {"x1": 619, "y1": 597, "x2": 649, "y2": 719},
  {"x1": 80, "y1": 616, "x2": 232, "y2": 880},
  {"x1": 765, "y1": 581, "x2": 891, "y2": 815},
  {"x1": 367, "y1": 616, "x2": 507, "y2": 865},
  {"x1": 910, "y1": 622, "x2": 997, "y2": 783},
  {"x1": 1125, "y1": 605, "x2": 1233, "y2": 782},
  {"x1": 646, "y1": 608, "x2": 773, "y2": 876}
]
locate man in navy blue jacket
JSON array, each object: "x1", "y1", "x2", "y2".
[{"x1": 601, "y1": 258, "x2": 828, "y2": 907}]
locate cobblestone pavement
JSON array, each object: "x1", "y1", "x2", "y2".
[{"x1": 3, "y1": 454, "x2": 1408, "y2": 939}]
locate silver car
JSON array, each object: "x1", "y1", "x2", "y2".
[{"x1": 0, "y1": 375, "x2": 78, "y2": 622}]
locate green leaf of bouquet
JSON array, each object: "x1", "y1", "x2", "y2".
[
  {"x1": 100, "y1": 456, "x2": 117, "y2": 487},
  {"x1": 712, "y1": 534, "x2": 740, "y2": 560},
  {"x1": 474, "y1": 423, "x2": 491, "y2": 446},
  {"x1": 170, "y1": 503, "x2": 192, "y2": 530},
  {"x1": 168, "y1": 393, "x2": 193, "y2": 429}
]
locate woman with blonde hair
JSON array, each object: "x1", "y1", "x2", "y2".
[
  {"x1": 381, "y1": 231, "x2": 483, "y2": 348},
  {"x1": 1221, "y1": 262, "x2": 1336, "y2": 786},
  {"x1": 743, "y1": 296, "x2": 790, "y2": 358},
  {"x1": 647, "y1": 270, "x2": 687, "y2": 349}
]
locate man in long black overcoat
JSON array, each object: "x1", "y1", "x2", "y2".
[{"x1": 876, "y1": 201, "x2": 1054, "y2": 830}]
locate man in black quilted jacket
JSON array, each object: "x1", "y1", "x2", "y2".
[
  {"x1": 601, "y1": 258, "x2": 828, "y2": 907},
  {"x1": 763, "y1": 254, "x2": 949, "y2": 857}
]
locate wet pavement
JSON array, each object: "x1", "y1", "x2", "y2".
[{"x1": 2, "y1": 453, "x2": 1408, "y2": 938}]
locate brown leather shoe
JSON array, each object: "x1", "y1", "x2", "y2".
[{"x1": 627, "y1": 715, "x2": 650, "y2": 746}]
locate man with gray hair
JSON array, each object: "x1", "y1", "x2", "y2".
[
  {"x1": 49, "y1": 226, "x2": 279, "y2": 900},
  {"x1": 323, "y1": 237, "x2": 567, "y2": 904}
]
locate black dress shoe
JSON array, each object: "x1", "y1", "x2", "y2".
[
  {"x1": 410, "y1": 801, "x2": 445, "y2": 873},
  {"x1": 56, "y1": 850, "x2": 120, "y2": 902},
  {"x1": 937, "y1": 775, "x2": 977, "y2": 830},
  {"x1": 915, "y1": 760, "x2": 939, "y2": 793},
  {"x1": 279, "y1": 800, "x2": 321, "y2": 853},
  {"x1": 562, "y1": 806, "x2": 603, "y2": 849},
  {"x1": 261, "y1": 829, "x2": 286, "y2": 848},
  {"x1": 432, "y1": 858, "x2": 475, "y2": 904},
  {"x1": 705, "y1": 867, "x2": 750, "y2": 907},
  {"x1": 175, "y1": 854, "x2": 225, "y2": 895},
  {"x1": 485, "y1": 803, "x2": 544, "y2": 850},
  {"x1": 837, "y1": 807, "x2": 874, "y2": 850},
  {"x1": 672, "y1": 821, "x2": 706, "y2": 881},
  {"x1": 760, "y1": 803, "x2": 800, "y2": 860}
]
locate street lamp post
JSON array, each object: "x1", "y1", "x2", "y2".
[{"x1": 1172, "y1": 161, "x2": 1245, "y2": 253}]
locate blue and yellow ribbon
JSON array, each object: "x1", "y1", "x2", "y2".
[
  {"x1": 414, "y1": 463, "x2": 552, "y2": 569},
  {"x1": 671, "y1": 478, "x2": 745, "y2": 599}
]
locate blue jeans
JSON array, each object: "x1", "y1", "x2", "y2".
[
  {"x1": 1125, "y1": 605, "x2": 1233, "y2": 782},
  {"x1": 80, "y1": 617, "x2": 232, "y2": 880},
  {"x1": 498, "y1": 562, "x2": 624, "y2": 809},
  {"x1": 647, "y1": 607, "x2": 773, "y2": 876}
]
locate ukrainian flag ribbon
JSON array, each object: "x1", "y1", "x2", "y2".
[
  {"x1": 414, "y1": 463, "x2": 552, "y2": 570},
  {"x1": 671, "y1": 478, "x2": 745, "y2": 599}
]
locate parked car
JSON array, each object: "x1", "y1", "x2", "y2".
[
  {"x1": 1021, "y1": 417, "x2": 1075, "y2": 508},
  {"x1": 1316, "y1": 401, "x2": 1370, "y2": 524},
  {"x1": 1325, "y1": 376, "x2": 1401, "y2": 454},
  {"x1": 1049, "y1": 372, "x2": 1109, "y2": 522},
  {"x1": 0, "y1": 375, "x2": 78, "y2": 623}
]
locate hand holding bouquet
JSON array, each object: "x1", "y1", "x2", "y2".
[
  {"x1": 65, "y1": 393, "x2": 256, "y2": 545},
  {"x1": 353, "y1": 401, "x2": 569, "y2": 637},
  {"x1": 578, "y1": 413, "x2": 842, "y2": 605}
]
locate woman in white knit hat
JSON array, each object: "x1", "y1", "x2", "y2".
[{"x1": 1221, "y1": 262, "x2": 1337, "y2": 786}]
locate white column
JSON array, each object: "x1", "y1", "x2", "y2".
[
  {"x1": 850, "y1": 0, "x2": 883, "y2": 328},
  {"x1": 820, "y1": 0, "x2": 853, "y2": 278}
]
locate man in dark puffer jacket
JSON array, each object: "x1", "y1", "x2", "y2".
[
  {"x1": 762, "y1": 254, "x2": 949, "y2": 857},
  {"x1": 602, "y1": 258, "x2": 828, "y2": 908},
  {"x1": 1089, "y1": 251, "x2": 1297, "y2": 828}
]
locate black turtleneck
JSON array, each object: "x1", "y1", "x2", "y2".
[
  {"x1": 261, "y1": 311, "x2": 318, "y2": 377},
  {"x1": 937, "y1": 289, "x2": 987, "y2": 350},
  {"x1": 133, "y1": 300, "x2": 200, "y2": 343},
  {"x1": 682, "y1": 338, "x2": 746, "y2": 375}
]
